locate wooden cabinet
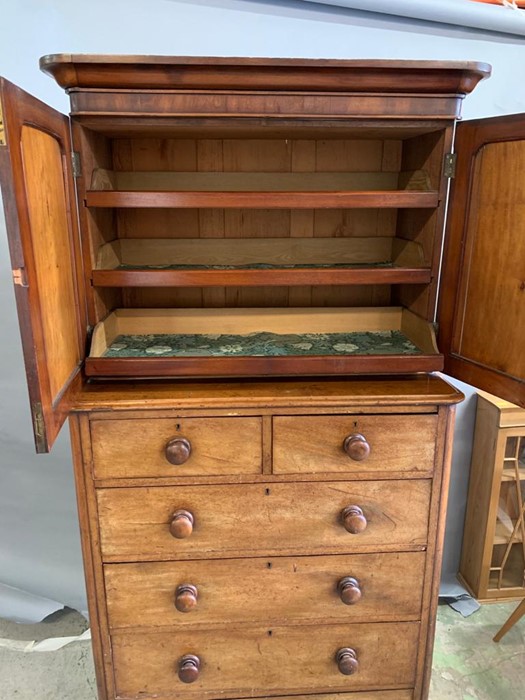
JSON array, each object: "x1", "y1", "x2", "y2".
[
  {"x1": 71, "y1": 378, "x2": 460, "y2": 700},
  {"x1": 0, "y1": 56, "x2": 524, "y2": 700},
  {"x1": 459, "y1": 392, "x2": 525, "y2": 600}
]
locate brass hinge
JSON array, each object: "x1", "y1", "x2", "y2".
[
  {"x1": 12, "y1": 267, "x2": 28, "y2": 287},
  {"x1": 444, "y1": 153, "x2": 457, "y2": 179},
  {"x1": 0, "y1": 96, "x2": 6, "y2": 146},
  {"x1": 71, "y1": 151, "x2": 81, "y2": 178},
  {"x1": 32, "y1": 402, "x2": 45, "y2": 442}
]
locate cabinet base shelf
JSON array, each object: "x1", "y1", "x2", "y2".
[{"x1": 86, "y1": 306, "x2": 442, "y2": 378}]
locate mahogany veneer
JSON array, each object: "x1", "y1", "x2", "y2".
[{"x1": 2, "y1": 55, "x2": 524, "y2": 700}]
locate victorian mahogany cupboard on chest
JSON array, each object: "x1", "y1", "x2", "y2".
[{"x1": 1, "y1": 56, "x2": 524, "y2": 700}]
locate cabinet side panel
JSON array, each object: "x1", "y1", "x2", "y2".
[
  {"x1": 459, "y1": 397, "x2": 500, "y2": 596},
  {"x1": 69, "y1": 415, "x2": 114, "y2": 700},
  {"x1": 396, "y1": 128, "x2": 452, "y2": 321},
  {"x1": 71, "y1": 123, "x2": 122, "y2": 326},
  {"x1": 416, "y1": 405, "x2": 456, "y2": 700}
]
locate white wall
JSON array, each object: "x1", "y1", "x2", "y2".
[{"x1": 0, "y1": 0, "x2": 524, "y2": 617}]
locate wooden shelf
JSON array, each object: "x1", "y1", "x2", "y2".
[
  {"x1": 86, "y1": 189, "x2": 439, "y2": 210},
  {"x1": 85, "y1": 306, "x2": 442, "y2": 378},
  {"x1": 85, "y1": 169, "x2": 439, "y2": 209},
  {"x1": 501, "y1": 468, "x2": 525, "y2": 482},
  {"x1": 494, "y1": 521, "x2": 525, "y2": 545},
  {"x1": 92, "y1": 237, "x2": 430, "y2": 288},
  {"x1": 93, "y1": 266, "x2": 431, "y2": 287}
]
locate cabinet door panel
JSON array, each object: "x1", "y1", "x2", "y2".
[
  {"x1": 439, "y1": 114, "x2": 525, "y2": 407},
  {"x1": 0, "y1": 79, "x2": 85, "y2": 451}
]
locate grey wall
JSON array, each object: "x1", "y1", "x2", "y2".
[{"x1": 0, "y1": 0, "x2": 524, "y2": 618}]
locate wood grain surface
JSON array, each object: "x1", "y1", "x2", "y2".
[
  {"x1": 273, "y1": 414, "x2": 437, "y2": 474},
  {"x1": 74, "y1": 375, "x2": 463, "y2": 411},
  {"x1": 97, "y1": 480, "x2": 431, "y2": 561},
  {"x1": 111, "y1": 621, "x2": 419, "y2": 698},
  {"x1": 440, "y1": 114, "x2": 525, "y2": 407},
  {"x1": 104, "y1": 551, "x2": 425, "y2": 630},
  {"x1": 233, "y1": 693, "x2": 413, "y2": 700},
  {"x1": 0, "y1": 78, "x2": 85, "y2": 451},
  {"x1": 91, "y1": 416, "x2": 262, "y2": 478}
]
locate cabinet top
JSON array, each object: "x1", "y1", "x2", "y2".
[
  {"x1": 72, "y1": 376, "x2": 464, "y2": 412},
  {"x1": 40, "y1": 54, "x2": 491, "y2": 93}
]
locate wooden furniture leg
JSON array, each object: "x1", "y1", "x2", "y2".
[{"x1": 493, "y1": 597, "x2": 525, "y2": 642}]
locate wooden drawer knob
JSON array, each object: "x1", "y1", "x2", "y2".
[
  {"x1": 169, "y1": 510, "x2": 194, "y2": 539},
  {"x1": 341, "y1": 505, "x2": 367, "y2": 534},
  {"x1": 337, "y1": 648, "x2": 359, "y2": 675},
  {"x1": 166, "y1": 437, "x2": 192, "y2": 465},
  {"x1": 175, "y1": 584, "x2": 198, "y2": 613},
  {"x1": 338, "y1": 577, "x2": 362, "y2": 605},
  {"x1": 343, "y1": 433, "x2": 370, "y2": 461},
  {"x1": 178, "y1": 654, "x2": 201, "y2": 683}
]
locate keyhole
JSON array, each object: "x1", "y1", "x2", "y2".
[{"x1": 520, "y1": 281, "x2": 525, "y2": 291}]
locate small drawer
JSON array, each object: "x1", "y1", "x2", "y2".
[
  {"x1": 90, "y1": 416, "x2": 262, "y2": 478},
  {"x1": 105, "y1": 551, "x2": 425, "y2": 630},
  {"x1": 97, "y1": 480, "x2": 431, "y2": 562},
  {"x1": 112, "y1": 622, "x2": 419, "y2": 698},
  {"x1": 273, "y1": 414, "x2": 437, "y2": 474}
]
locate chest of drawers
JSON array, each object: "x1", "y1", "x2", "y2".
[{"x1": 69, "y1": 377, "x2": 461, "y2": 699}]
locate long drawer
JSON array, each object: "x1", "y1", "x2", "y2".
[
  {"x1": 236, "y1": 694, "x2": 413, "y2": 700},
  {"x1": 91, "y1": 416, "x2": 263, "y2": 478},
  {"x1": 105, "y1": 551, "x2": 425, "y2": 629},
  {"x1": 111, "y1": 622, "x2": 419, "y2": 699},
  {"x1": 273, "y1": 414, "x2": 437, "y2": 474},
  {"x1": 97, "y1": 480, "x2": 431, "y2": 561}
]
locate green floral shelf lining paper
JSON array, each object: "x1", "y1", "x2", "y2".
[
  {"x1": 103, "y1": 330, "x2": 422, "y2": 358},
  {"x1": 117, "y1": 262, "x2": 393, "y2": 270},
  {"x1": 117, "y1": 262, "x2": 394, "y2": 270}
]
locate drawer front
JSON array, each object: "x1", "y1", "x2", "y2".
[
  {"x1": 237, "y1": 694, "x2": 413, "y2": 700},
  {"x1": 112, "y1": 622, "x2": 419, "y2": 698},
  {"x1": 91, "y1": 416, "x2": 262, "y2": 478},
  {"x1": 273, "y1": 414, "x2": 437, "y2": 474},
  {"x1": 105, "y1": 551, "x2": 425, "y2": 629},
  {"x1": 97, "y1": 480, "x2": 431, "y2": 561}
]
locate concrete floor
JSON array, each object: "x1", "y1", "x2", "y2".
[
  {"x1": 0, "y1": 603, "x2": 523, "y2": 699},
  {"x1": 430, "y1": 602, "x2": 525, "y2": 699}
]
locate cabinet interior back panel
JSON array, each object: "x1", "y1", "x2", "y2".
[
  {"x1": 120, "y1": 283, "x2": 391, "y2": 308},
  {"x1": 112, "y1": 138, "x2": 402, "y2": 241},
  {"x1": 111, "y1": 138, "x2": 399, "y2": 310},
  {"x1": 111, "y1": 140, "x2": 400, "y2": 245}
]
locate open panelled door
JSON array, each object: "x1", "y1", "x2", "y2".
[
  {"x1": 0, "y1": 79, "x2": 86, "y2": 452},
  {"x1": 439, "y1": 113, "x2": 525, "y2": 408}
]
